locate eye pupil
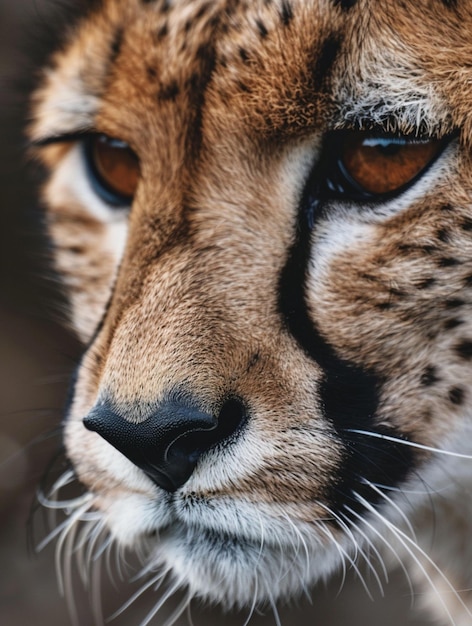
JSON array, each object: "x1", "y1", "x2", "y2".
[{"x1": 86, "y1": 134, "x2": 140, "y2": 205}]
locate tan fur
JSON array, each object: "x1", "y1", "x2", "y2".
[{"x1": 31, "y1": 0, "x2": 472, "y2": 623}]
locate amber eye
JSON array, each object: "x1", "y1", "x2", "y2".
[
  {"x1": 337, "y1": 133, "x2": 443, "y2": 197},
  {"x1": 85, "y1": 134, "x2": 140, "y2": 205}
]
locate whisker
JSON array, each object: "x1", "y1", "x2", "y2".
[
  {"x1": 346, "y1": 429, "x2": 472, "y2": 460},
  {"x1": 136, "y1": 579, "x2": 183, "y2": 626},
  {"x1": 242, "y1": 576, "x2": 258, "y2": 626},
  {"x1": 107, "y1": 570, "x2": 167, "y2": 620},
  {"x1": 355, "y1": 492, "x2": 470, "y2": 625},
  {"x1": 312, "y1": 520, "x2": 347, "y2": 597},
  {"x1": 62, "y1": 513, "x2": 82, "y2": 626},
  {"x1": 281, "y1": 513, "x2": 311, "y2": 586},
  {"x1": 342, "y1": 513, "x2": 389, "y2": 590},
  {"x1": 94, "y1": 534, "x2": 113, "y2": 562},
  {"x1": 161, "y1": 591, "x2": 191, "y2": 626},
  {"x1": 268, "y1": 589, "x2": 282, "y2": 626},
  {"x1": 314, "y1": 515, "x2": 374, "y2": 601},
  {"x1": 343, "y1": 504, "x2": 415, "y2": 604},
  {"x1": 91, "y1": 545, "x2": 105, "y2": 626},
  {"x1": 361, "y1": 479, "x2": 418, "y2": 541}
]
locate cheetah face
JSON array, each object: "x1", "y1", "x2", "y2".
[{"x1": 31, "y1": 0, "x2": 472, "y2": 618}]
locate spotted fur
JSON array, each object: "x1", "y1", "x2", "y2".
[{"x1": 31, "y1": 0, "x2": 472, "y2": 623}]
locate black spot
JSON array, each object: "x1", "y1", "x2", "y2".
[
  {"x1": 238, "y1": 47, "x2": 249, "y2": 63},
  {"x1": 421, "y1": 409, "x2": 433, "y2": 423},
  {"x1": 441, "y1": 0, "x2": 458, "y2": 8},
  {"x1": 280, "y1": 0, "x2": 294, "y2": 25},
  {"x1": 333, "y1": 0, "x2": 358, "y2": 8},
  {"x1": 444, "y1": 318, "x2": 463, "y2": 330},
  {"x1": 445, "y1": 298, "x2": 465, "y2": 309},
  {"x1": 256, "y1": 19, "x2": 269, "y2": 38},
  {"x1": 461, "y1": 217, "x2": 472, "y2": 231},
  {"x1": 417, "y1": 277, "x2": 436, "y2": 289},
  {"x1": 448, "y1": 386, "x2": 465, "y2": 405},
  {"x1": 158, "y1": 80, "x2": 180, "y2": 101},
  {"x1": 426, "y1": 328, "x2": 439, "y2": 340},
  {"x1": 398, "y1": 242, "x2": 438, "y2": 256},
  {"x1": 147, "y1": 66, "x2": 157, "y2": 80},
  {"x1": 420, "y1": 365, "x2": 439, "y2": 386},
  {"x1": 360, "y1": 272, "x2": 377, "y2": 282},
  {"x1": 313, "y1": 35, "x2": 341, "y2": 86},
  {"x1": 237, "y1": 80, "x2": 251, "y2": 93},
  {"x1": 455, "y1": 339, "x2": 472, "y2": 360},
  {"x1": 436, "y1": 228, "x2": 449, "y2": 242},
  {"x1": 68, "y1": 246, "x2": 85, "y2": 255},
  {"x1": 194, "y1": 2, "x2": 211, "y2": 20},
  {"x1": 160, "y1": 0, "x2": 171, "y2": 13},
  {"x1": 157, "y1": 22, "x2": 168, "y2": 38},
  {"x1": 438, "y1": 257, "x2": 460, "y2": 267},
  {"x1": 184, "y1": 19, "x2": 192, "y2": 33},
  {"x1": 109, "y1": 28, "x2": 124, "y2": 65},
  {"x1": 375, "y1": 301, "x2": 393, "y2": 311},
  {"x1": 464, "y1": 274, "x2": 472, "y2": 287},
  {"x1": 246, "y1": 353, "x2": 261, "y2": 372},
  {"x1": 208, "y1": 14, "x2": 220, "y2": 28},
  {"x1": 389, "y1": 287, "x2": 405, "y2": 298}
]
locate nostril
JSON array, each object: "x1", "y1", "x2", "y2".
[
  {"x1": 168, "y1": 397, "x2": 247, "y2": 461},
  {"x1": 215, "y1": 397, "x2": 248, "y2": 443},
  {"x1": 83, "y1": 396, "x2": 247, "y2": 493}
]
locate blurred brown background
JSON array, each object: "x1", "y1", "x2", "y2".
[{"x1": 0, "y1": 1, "x2": 430, "y2": 624}]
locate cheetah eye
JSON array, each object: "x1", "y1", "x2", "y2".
[
  {"x1": 322, "y1": 131, "x2": 446, "y2": 200},
  {"x1": 84, "y1": 134, "x2": 140, "y2": 206}
]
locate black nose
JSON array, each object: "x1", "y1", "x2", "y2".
[{"x1": 83, "y1": 397, "x2": 246, "y2": 492}]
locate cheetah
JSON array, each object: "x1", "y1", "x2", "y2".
[{"x1": 30, "y1": 0, "x2": 472, "y2": 624}]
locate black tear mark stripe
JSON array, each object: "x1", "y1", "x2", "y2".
[{"x1": 278, "y1": 187, "x2": 414, "y2": 522}]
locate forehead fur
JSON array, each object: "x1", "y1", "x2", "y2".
[{"x1": 31, "y1": 0, "x2": 472, "y2": 146}]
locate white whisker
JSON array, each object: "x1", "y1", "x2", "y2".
[
  {"x1": 38, "y1": 489, "x2": 93, "y2": 511},
  {"x1": 161, "y1": 591, "x2": 191, "y2": 626},
  {"x1": 242, "y1": 576, "x2": 258, "y2": 626},
  {"x1": 341, "y1": 514, "x2": 388, "y2": 593},
  {"x1": 343, "y1": 504, "x2": 415, "y2": 603},
  {"x1": 268, "y1": 589, "x2": 282, "y2": 626},
  {"x1": 312, "y1": 520, "x2": 347, "y2": 597},
  {"x1": 91, "y1": 546, "x2": 104, "y2": 626},
  {"x1": 314, "y1": 514, "x2": 374, "y2": 601},
  {"x1": 355, "y1": 492, "x2": 471, "y2": 625},
  {"x1": 361, "y1": 479, "x2": 417, "y2": 541},
  {"x1": 62, "y1": 514, "x2": 81, "y2": 626},
  {"x1": 108, "y1": 570, "x2": 167, "y2": 620},
  {"x1": 346, "y1": 429, "x2": 472, "y2": 460},
  {"x1": 137, "y1": 579, "x2": 183, "y2": 626},
  {"x1": 94, "y1": 534, "x2": 113, "y2": 562}
]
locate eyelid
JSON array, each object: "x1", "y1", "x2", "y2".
[{"x1": 29, "y1": 131, "x2": 95, "y2": 148}]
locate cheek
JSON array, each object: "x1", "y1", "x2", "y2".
[{"x1": 43, "y1": 146, "x2": 129, "y2": 340}]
